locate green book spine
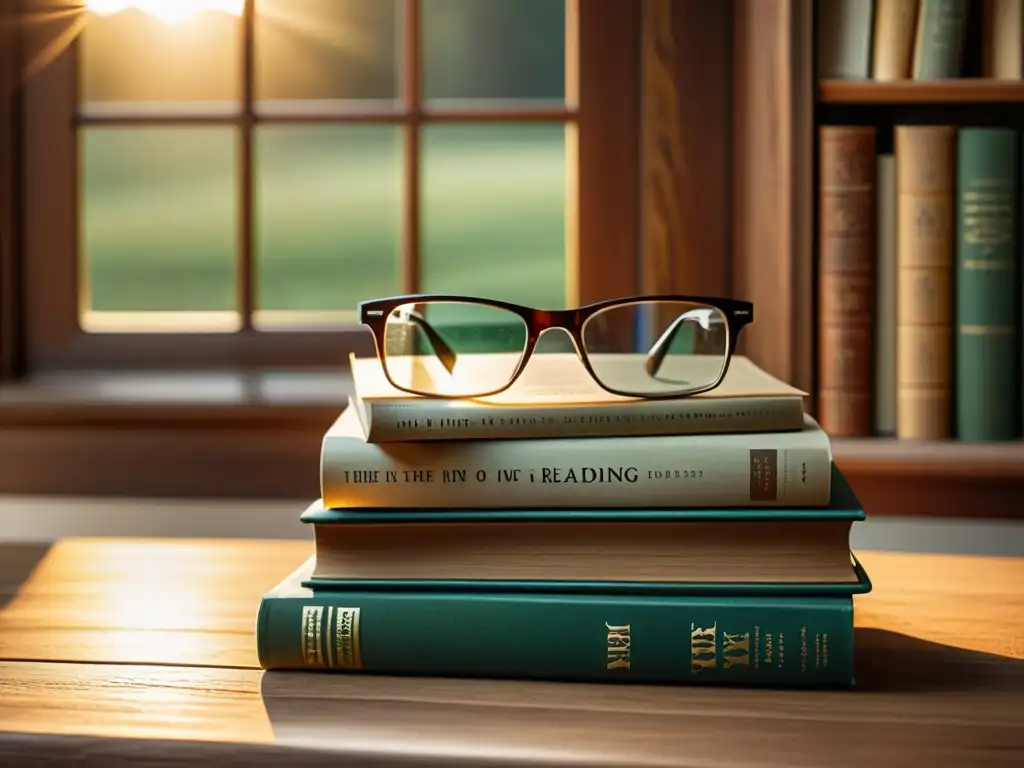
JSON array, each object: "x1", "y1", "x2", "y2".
[
  {"x1": 257, "y1": 589, "x2": 856, "y2": 688},
  {"x1": 912, "y1": 0, "x2": 970, "y2": 79},
  {"x1": 956, "y1": 128, "x2": 1021, "y2": 440}
]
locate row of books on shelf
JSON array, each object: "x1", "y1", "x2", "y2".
[
  {"x1": 819, "y1": 123, "x2": 1024, "y2": 440},
  {"x1": 257, "y1": 353, "x2": 872, "y2": 690},
  {"x1": 818, "y1": 0, "x2": 1023, "y2": 81}
]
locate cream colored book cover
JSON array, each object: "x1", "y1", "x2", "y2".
[
  {"x1": 321, "y1": 404, "x2": 833, "y2": 509},
  {"x1": 350, "y1": 353, "x2": 808, "y2": 441}
]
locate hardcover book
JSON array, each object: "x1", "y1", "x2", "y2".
[
  {"x1": 348, "y1": 352, "x2": 808, "y2": 442},
  {"x1": 895, "y1": 125, "x2": 955, "y2": 439},
  {"x1": 306, "y1": 464, "x2": 863, "y2": 590},
  {"x1": 955, "y1": 127, "x2": 1020, "y2": 441},
  {"x1": 256, "y1": 554, "x2": 870, "y2": 688},
  {"x1": 321, "y1": 403, "x2": 833, "y2": 509},
  {"x1": 818, "y1": 125, "x2": 876, "y2": 437},
  {"x1": 912, "y1": 0, "x2": 969, "y2": 79}
]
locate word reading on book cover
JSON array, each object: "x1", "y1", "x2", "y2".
[{"x1": 338, "y1": 466, "x2": 707, "y2": 486}]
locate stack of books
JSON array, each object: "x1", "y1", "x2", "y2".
[{"x1": 257, "y1": 352, "x2": 872, "y2": 688}]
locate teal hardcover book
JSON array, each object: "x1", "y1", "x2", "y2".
[
  {"x1": 955, "y1": 127, "x2": 1020, "y2": 440},
  {"x1": 257, "y1": 556, "x2": 868, "y2": 688}
]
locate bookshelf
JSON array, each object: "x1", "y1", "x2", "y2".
[
  {"x1": 804, "y1": 0, "x2": 1024, "y2": 516},
  {"x1": 639, "y1": 1, "x2": 1023, "y2": 517}
]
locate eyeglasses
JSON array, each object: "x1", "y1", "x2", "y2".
[{"x1": 357, "y1": 294, "x2": 754, "y2": 400}]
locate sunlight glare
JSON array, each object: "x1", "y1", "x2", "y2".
[{"x1": 85, "y1": 0, "x2": 244, "y2": 25}]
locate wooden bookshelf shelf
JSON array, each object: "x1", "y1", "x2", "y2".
[
  {"x1": 832, "y1": 440, "x2": 1024, "y2": 519},
  {"x1": 832, "y1": 439, "x2": 1024, "y2": 478},
  {"x1": 819, "y1": 79, "x2": 1024, "y2": 105}
]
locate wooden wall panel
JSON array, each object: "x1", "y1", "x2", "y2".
[
  {"x1": 573, "y1": 0, "x2": 643, "y2": 305},
  {"x1": 732, "y1": 0, "x2": 815, "y2": 396},
  {"x1": 640, "y1": 0, "x2": 731, "y2": 301}
]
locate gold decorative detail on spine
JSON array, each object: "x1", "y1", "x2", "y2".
[
  {"x1": 326, "y1": 606, "x2": 335, "y2": 667},
  {"x1": 301, "y1": 606, "x2": 325, "y2": 668},
  {"x1": 961, "y1": 185, "x2": 1013, "y2": 256},
  {"x1": 335, "y1": 607, "x2": 363, "y2": 670},
  {"x1": 959, "y1": 324, "x2": 1016, "y2": 335}
]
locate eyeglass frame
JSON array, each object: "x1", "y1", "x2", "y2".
[{"x1": 357, "y1": 293, "x2": 755, "y2": 400}]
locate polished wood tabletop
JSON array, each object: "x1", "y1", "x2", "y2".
[{"x1": 0, "y1": 538, "x2": 1021, "y2": 766}]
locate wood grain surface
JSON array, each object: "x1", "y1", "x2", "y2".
[{"x1": 0, "y1": 538, "x2": 1021, "y2": 766}]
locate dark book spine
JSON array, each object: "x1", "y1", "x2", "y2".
[
  {"x1": 817, "y1": 0, "x2": 875, "y2": 79},
  {"x1": 956, "y1": 128, "x2": 1020, "y2": 440},
  {"x1": 257, "y1": 590, "x2": 855, "y2": 688},
  {"x1": 818, "y1": 126, "x2": 877, "y2": 436}
]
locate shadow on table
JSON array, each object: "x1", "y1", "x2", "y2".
[
  {"x1": 854, "y1": 627, "x2": 1024, "y2": 693},
  {"x1": 0, "y1": 543, "x2": 52, "y2": 612},
  {"x1": 258, "y1": 629, "x2": 1024, "y2": 762}
]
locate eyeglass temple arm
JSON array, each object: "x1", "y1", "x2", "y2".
[
  {"x1": 400, "y1": 309, "x2": 458, "y2": 375},
  {"x1": 644, "y1": 308, "x2": 717, "y2": 377}
]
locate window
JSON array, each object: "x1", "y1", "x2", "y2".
[{"x1": 20, "y1": 0, "x2": 641, "y2": 370}]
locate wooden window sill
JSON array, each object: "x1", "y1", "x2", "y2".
[
  {"x1": 0, "y1": 369, "x2": 352, "y2": 499},
  {"x1": 0, "y1": 369, "x2": 351, "y2": 425}
]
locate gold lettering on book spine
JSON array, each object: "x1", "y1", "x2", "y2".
[
  {"x1": 690, "y1": 622, "x2": 717, "y2": 673},
  {"x1": 335, "y1": 607, "x2": 363, "y2": 670},
  {"x1": 962, "y1": 186, "x2": 1013, "y2": 255},
  {"x1": 301, "y1": 606, "x2": 325, "y2": 668},
  {"x1": 723, "y1": 631, "x2": 750, "y2": 669},
  {"x1": 605, "y1": 623, "x2": 631, "y2": 670}
]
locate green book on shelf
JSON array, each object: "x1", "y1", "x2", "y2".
[
  {"x1": 956, "y1": 128, "x2": 1020, "y2": 440},
  {"x1": 255, "y1": 554, "x2": 870, "y2": 689},
  {"x1": 912, "y1": 0, "x2": 970, "y2": 79}
]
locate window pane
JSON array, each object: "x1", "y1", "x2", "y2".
[
  {"x1": 81, "y1": 2, "x2": 241, "y2": 113},
  {"x1": 255, "y1": 0, "x2": 400, "y2": 108},
  {"x1": 254, "y1": 125, "x2": 402, "y2": 323},
  {"x1": 421, "y1": 124, "x2": 566, "y2": 308},
  {"x1": 81, "y1": 128, "x2": 237, "y2": 326},
  {"x1": 423, "y1": 0, "x2": 565, "y2": 103}
]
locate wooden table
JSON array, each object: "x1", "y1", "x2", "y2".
[{"x1": 0, "y1": 538, "x2": 1021, "y2": 766}]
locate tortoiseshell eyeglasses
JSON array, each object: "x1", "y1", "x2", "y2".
[{"x1": 357, "y1": 294, "x2": 754, "y2": 400}]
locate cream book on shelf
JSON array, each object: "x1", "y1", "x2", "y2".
[
  {"x1": 320, "y1": 403, "x2": 833, "y2": 509},
  {"x1": 348, "y1": 352, "x2": 807, "y2": 442}
]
